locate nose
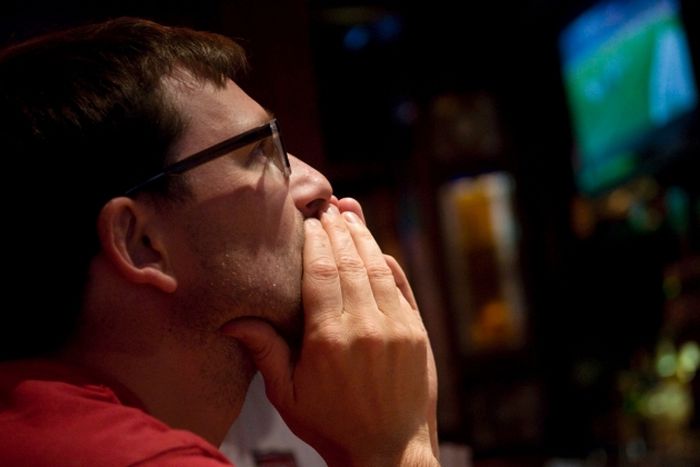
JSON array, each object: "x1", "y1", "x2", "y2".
[{"x1": 288, "y1": 155, "x2": 333, "y2": 218}]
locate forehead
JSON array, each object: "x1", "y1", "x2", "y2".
[{"x1": 163, "y1": 72, "x2": 271, "y2": 160}]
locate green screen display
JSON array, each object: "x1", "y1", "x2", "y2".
[{"x1": 559, "y1": 0, "x2": 697, "y2": 195}]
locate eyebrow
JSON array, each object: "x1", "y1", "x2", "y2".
[
  {"x1": 262, "y1": 109, "x2": 276, "y2": 123},
  {"x1": 239, "y1": 109, "x2": 275, "y2": 134}
]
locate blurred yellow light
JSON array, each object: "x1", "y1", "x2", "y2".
[
  {"x1": 655, "y1": 340, "x2": 677, "y2": 378},
  {"x1": 679, "y1": 341, "x2": 700, "y2": 377},
  {"x1": 643, "y1": 380, "x2": 692, "y2": 424},
  {"x1": 657, "y1": 354, "x2": 677, "y2": 378}
]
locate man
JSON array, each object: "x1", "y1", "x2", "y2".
[{"x1": 0, "y1": 17, "x2": 439, "y2": 466}]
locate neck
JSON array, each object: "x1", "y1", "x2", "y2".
[
  {"x1": 60, "y1": 331, "x2": 255, "y2": 446},
  {"x1": 66, "y1": 254, "x2": 256, "y2": 446}
]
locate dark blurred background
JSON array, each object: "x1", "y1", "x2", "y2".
[{"x1": 3, "y1": 1, "x2": 700, "y2": 465}]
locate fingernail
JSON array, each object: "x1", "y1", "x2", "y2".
[
  {"x1": 305, "y1": 218, "x2": 322, "y2": 229},
  {"x1": 325, "y1": 204, "x2": 339, "y2": 216},
  {"x1": 343, "y1": 211, "x2": 358, "y2": 224}
]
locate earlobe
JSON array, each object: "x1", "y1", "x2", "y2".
[{"x1": 97, "y1": 197, "x2": 177, "y2": 293}]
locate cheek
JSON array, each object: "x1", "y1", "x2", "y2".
[
  {"x1": 180, "y1": 164, "x2": 300, "y2": 254},
  {"x1": 210, "y1": 187, "x2": 298, "y2": 251},
  {"x1": 253, "y1": 176, "x2": 300, "y2": 244}
]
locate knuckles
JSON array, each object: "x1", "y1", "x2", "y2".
[
  {"x1": 363, "y1": 262, "x2": 394, "y2": 282},
  {"x1": 335, "y1": 254, "x2": 366, "y2": 276},
  {"x1": 306, "y1": 318, "x2": 429, "y2": 355},
  {"x1": 304, "y1": 256, "x2": 339, "y2": 281}
]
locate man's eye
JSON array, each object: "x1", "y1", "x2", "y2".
[
  {"x1": 243, "y1": 140, "x2": 267, "y2": 165},
  {"x1": 247, "y1": 138, "x2": 276, "y2": 165}
]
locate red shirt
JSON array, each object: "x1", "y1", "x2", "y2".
[{"x1": 0, "y1": 359, "x2": 234, "y2": 466}]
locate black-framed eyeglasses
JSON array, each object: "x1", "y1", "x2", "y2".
[{"x1": 124, "y1": 119, "x2": 290, "y2": 196}]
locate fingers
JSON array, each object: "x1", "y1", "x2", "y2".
[
  {"x1": 336, "y1": 199, "x2": 412, "y2": 305},
  {"x1": 384, "y1": 254, "x2": 418, "y2": 310},
  {"x1": 332, "y1": 198, "x2": 415, "y2": 318},
  {"x1": 320, "y1": 205, "x2": 379, "y2": 317},
  {"x1": 336, "y1": 197, "x2": 365, "y2": 224},
  {"x1": 219, "y1": 318, "x2": 292, "y2": 406},
  {"x1": 339, "y1": 211, "x2": 402, "y2": 315},
  {"x1": 302, "y1": 218, "x2": 344, "y2": 323}
]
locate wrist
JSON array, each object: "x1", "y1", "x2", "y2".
[
  {"x1": 395, "y1": 436, "x2": 440, "y2": 467},
  {"x1": 324, "y1": 431, "x2": 439, "y2": 467}
]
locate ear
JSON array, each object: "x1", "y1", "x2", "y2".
[{"x1": 97, "y1": 197, "x2": 177, "y2": 293}]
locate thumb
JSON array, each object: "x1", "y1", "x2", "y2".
[{"x1": 220, "y1": 318, "x2": 293, "y2": 405}]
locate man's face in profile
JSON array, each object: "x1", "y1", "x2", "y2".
[{"x1": 162, "y1": 76, "x2": 304, "y2": 338}]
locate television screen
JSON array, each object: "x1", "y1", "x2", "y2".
[{"x1": 559, "y1": 0, "x2": 697, "y2": 196}]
